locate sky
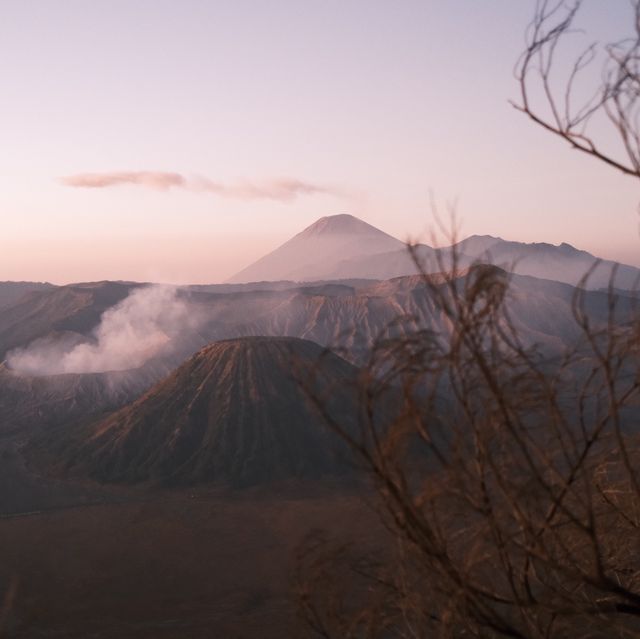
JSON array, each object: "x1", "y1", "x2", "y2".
[{"x1": 1, "y1": 0, "x2": 638, "y2": 284}]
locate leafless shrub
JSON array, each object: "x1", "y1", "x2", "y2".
[
  {"x1": 513, "y1": 0, "x2": 640, "y2": 180},
  {"x1": 296, "y1": 234, "x2": 640, "y2": 638},
  {"x1": 296, "y1": 5, "x2": 640, "y2": 633}
]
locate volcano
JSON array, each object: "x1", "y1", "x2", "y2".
[
  {"x1": 42, "y1": 337, "x2": 361, "y2": 486},
  {"x1": 227, "y1": 214, "x2": 640, "y2": 289},
  {"x1": 227, "y1": 213, "x2": 404, "y2": 283}
]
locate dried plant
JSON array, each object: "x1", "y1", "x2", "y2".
[
  {"x1": 296, "y1": 6, "x2": 640, "y2": 635},
  {"x1": 513, "y1": 0, "x2": 640, "y2": 180},
  {"x1": 297, "y1": 235, "x2": 640, "y2": 638}
]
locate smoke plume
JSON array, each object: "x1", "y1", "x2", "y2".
[
  {"x1": 7, "y1": 286, "x2": 191, "y2": 375},
  {"x1": 60, "y1": 171, "x2": 344, "y2": 202}
]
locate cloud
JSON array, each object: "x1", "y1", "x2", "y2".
[
  {"x1": 60, "y1": 171, "x2": 345, "y2": 202},
  {"x1": 191, "y1": 177, "x2": 341, "y2": 202},
  {"x1": 61, "y1": 171, "x2": 186, "y2": 191}
]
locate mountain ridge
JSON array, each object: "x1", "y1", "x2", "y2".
[{"x1": 229, "y1": 215, "x2": 640, "y2": 290}]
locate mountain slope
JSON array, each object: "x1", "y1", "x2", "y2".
[
  {"x1": 324, "y1": 244, "x2": 441, "y2": 280},
  {"x1": 321, "y1": 235, "x2": 640, "y2": 289},
  {"x1": 190, "y1": 271, "x2": 628, "y2": 361},
  {"x1": 43, "y1": 337, "x2": 360, "y2": 486},
  {"x1": 456, "y1": 235, "x2": 640, "y2": 290},
  {"x1": 229, "y1": 213, "x2": 640, "y2": 288},
  {"x1": 3, "y1": 272, "x2": 628, "y2": 437},
  {"x1": 0, "y1": 281, "x2": 137, "y2": 360},
  {"x1": 0, "y1": 356, "x2": 176, "y2": 433},
  {"x1": 0, "y1": 281, "x2": 56, "y2": 311},
  {"x1": 227, "y1": 214, "x2": 404, "y2": 283}
]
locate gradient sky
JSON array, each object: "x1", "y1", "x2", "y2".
[{"x1": 1, "y1": 0, "x2": 638, "y2": 284}]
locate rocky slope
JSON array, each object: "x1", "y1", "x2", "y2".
[
  {"x1": 37, "y1": 337, "x2": 360, "y2": 486},
  {"x1": 190, "y1": 271, "x2": 628, "y2": 360},
  {"x1": 2, "y1": 270, "x2": 632, "y2": 436},
  {"x1": 0, "y1": 357, "x2": 175, "y2": 433},
  {"x1": 0, "y1": 281, "x2": 56, "y2": 311},
  {"x1": 0, "y1": 281, "x2": 137, "y2": 360}
]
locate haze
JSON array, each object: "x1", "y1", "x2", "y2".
[{"x1": 1, "y1": 1, "x2": 638, "y2": 284}]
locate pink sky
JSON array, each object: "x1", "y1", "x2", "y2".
[{"x1": 1, "y1": 1, "x2": 638, "y2": 284}]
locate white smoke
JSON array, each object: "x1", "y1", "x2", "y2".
[{"x1": 7, "y1": 285, "x2": 191, "y2": 375}]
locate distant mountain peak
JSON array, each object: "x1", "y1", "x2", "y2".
[
  {"x1": 227, "y1": 214, "x2": 404, "y2": 283},
  {"x1": 296, "y1": 214, "x2": 395, "y2": 238}
]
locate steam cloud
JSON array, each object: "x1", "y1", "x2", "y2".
[
  {"x1": 60, "y1": 171, "x2": 344, "y2": 202},
  {"x1": 7, "y1": 285, "x2": 191, "y2": 375}
]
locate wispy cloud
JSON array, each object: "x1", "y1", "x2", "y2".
[
  {"x1": 61, "y1": 171, "x2": 186, "y2": 191},
  {"x1": 60, "y1": 171, "x2": 344, "y2": 202}
]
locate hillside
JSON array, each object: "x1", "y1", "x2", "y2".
[
  {"x1": 191, "y1": 271, "x2": 628, "y2": 360},
  {"x1": 0, "y1": 281, "x2": 56, "y2": 311},
  {"x1": 456, "y1": 235, "x2": 640, "y2": 290},
  {"x1": 0, "y1": 357, "x2": 175, "y2": 434},
  {"x1": 38, "y1": 337, "x2": 360, "y2": 486},
  {"x1": 0, "y1": 281, "x2": 137, "y2": 360}
]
